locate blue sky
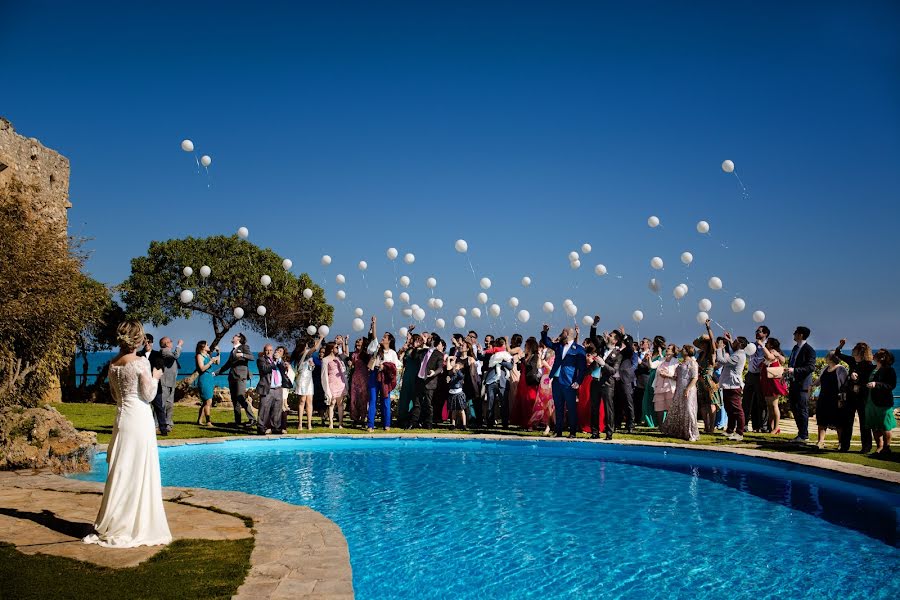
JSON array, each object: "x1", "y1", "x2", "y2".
[{"x1": 4, "y1": 1, "x2": 899, "y2": 350}]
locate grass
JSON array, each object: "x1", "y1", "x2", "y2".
[
  {"x1": 0, "y1": 537, "x2": 253, "y2": 600},
  {"x1": 56, "y1": 402, "x2": 900, "y2": 473}
]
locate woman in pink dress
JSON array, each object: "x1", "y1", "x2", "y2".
[
  {"x1": 321, "y1": 342, "x2": 348, "y2": 429},
  {"x1": 349, "y1": 338, "x2": 370, "y2": 428},
  {"x1": 529, "y1": 344, "x2": 556, "y2": 434}
]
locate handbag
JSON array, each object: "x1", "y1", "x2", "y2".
[{"x1": 766, "y1": 365, "x2": 785, "y2": 379}]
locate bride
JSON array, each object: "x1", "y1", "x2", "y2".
[{"x1": 83, "y1": 320, "x2": 172, "y2": 548}]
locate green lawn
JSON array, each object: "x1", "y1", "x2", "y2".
[
  {"x1": 0, "y1": 537, "x2": 253, "y2": 600},
  {"x1": 56, "y1": 402, "x2": 900, "y2": 473}
]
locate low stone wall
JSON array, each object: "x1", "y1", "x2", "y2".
[{"x1": 0, "y1": 405, "x2": 96, "y2": 472}]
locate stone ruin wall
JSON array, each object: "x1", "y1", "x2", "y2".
[
  {"x1": 0, "y1": 117, "x2": 73, "y2": 402},
  {"x1": 0, "y1": 116, "x2": 71, "y2": 235}
]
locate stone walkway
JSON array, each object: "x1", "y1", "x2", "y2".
[{"x1": 0, "y1": 470, "x2": 354, "y2": 599}]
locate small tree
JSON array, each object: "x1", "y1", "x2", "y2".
[
  {"x1": 73, "y1": 279, "x2": 125, "y2": 389},
  {"x1": 120, "y1": 236, "x2": 332, "y2": 349}
]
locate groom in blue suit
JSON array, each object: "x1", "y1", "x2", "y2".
[{"x1": 541, "y1": 324, "x2": 587, "y2": 438}]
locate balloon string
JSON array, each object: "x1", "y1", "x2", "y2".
[
  {"x1": 465, "y1": 256, "x2": 478, "y2": 283},
  {"x1": 264, "y1": 316, "x2": 269, "y2": 340},
  {"x1": 193, "y1": 152, "x2": 200, "y2": 174}
]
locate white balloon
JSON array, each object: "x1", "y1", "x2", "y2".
[
  {"x1": 458, "y1": 308, "x2": 467, "y2": 316},
  {"x1": 303, "y1": 288, "x2": 313, "y2": 299},
  {"x1": 477, "y1": 292, "x2": 488, "y2": 304},
  {"x1": 673, "y1": 285, "x2": 686, "y2": 299},
  {"x1": 384, "y1": 290, "x2": 394, "y2": 299},
  {"x1": 256, "y1": 305, "x2": 267, "y2": 316},
  {"x1": 200, "y1": 155, "x2": 212, "y2": 167},
  {"x1": 582, "y1": 243, "x2": 592, "y2": 254},
  {"x1": 708, "y1": 276, "x2": 723, "y2": 290},
  {"x1": 753, "y1": 310, "x2": 766, "y2": 323},
  {"x1": 508, "y1": 297, "x2": 519, "y2": 308},
  {"x1": 282, "y1": 259, "x2": 292, "y2": 270},
  {"x1": 454, "y1": 316, "x2": 466, "y2": 328},
  {"x1": 352, "y1": 318, "x2": 365, "y2": 332},
  {"x1": 428, "y1": 297, "x2": 437, "y2": 309},
  {"x1": 321, "y1": 255, "x2": 332, "y2": 266},
  {"x1": 399, "y1": 292, "x2": 410, "y2": 303},
  {"x1": 563, "y1": 299, "x2": 573, "y2": 307},
  {"x1": 336, "y1": 290, "x2": 346, "y2": 300},
  {"x1": 411, "y1": 304, "x2": 420, "y2": 311},
  {"x1": 744, "y1": 342, "x2": 757, "y2": 356},
  {"x1": 632, "y1": 310, "x2": 644, "y2": 322},
  {"x1": 435, "y1": 318, "x2": 446, "y2": 329},
  {"x1": 199, "y1": 265, "x2": 211, "y2": 278},
  {"x1": 471, "y1": 307, "x2": 482, "y2": 318},
  {"x1": 413, "y1": 307, "x2": 426, "y2": 321},
  {"x1": 318, "y1": 325, "x2": 330, "y2": 337},
  {"x1": 336, "y1": 274, "x2": 346, "y2": 285},
  {"x1": 455, "y1": 239, "x2": 468, "y2": 253},
  {"x1": 404, "y1": 253, "x2": 415, "y2": 264},
  {"x1": 696, "y1": 311, "x2": 710, "y2": 324},
  {"x1": 696, "y1": 221, "x2": 710, "y2": 234},
  {"x1": 521, "y1": 276, "x2": 532, "y2": 287},
  {"x1": 307, "y1": 325, "x2": 317, "y2": 336},
  {"x1": 517, "y1": 309, "x2": 531, "y2": 323},
  {"x1": 233, "y1": 307, "x2": 244, "y2": 319},
  {"x1": 434, "y1": 298, "x2": 444, "y2": 309},
  {"x1": 181, "y1": 139, "x2": 194, "y2": 152},
  {"x1": 647, "y1": 215, "x2": 660, "y2": 228},
  {"x1": 182, "y1": 266, "x2": 193, "y2": 277},
  {"x1": 681, "y1": 252, "x2": 693, "y2": 265},
  {"x1": 581, "y1": 315, "x2": 594, "y2": 326},
  {"x1": 387, "y1": 247, "x2": 398, "y2": 260},
  {"x1": 237, "y1": 226, "x2": 249, "y2": 239},
  {"x1": 426, "y1": 277, "x2": 437, "y2": 289},
  {"x1": 354, "y1": 307, "x2": 364, "y2": 317},
  {"x1": 568, "y1": 251, "x2": 579, "y2": 262},
  {"x1": 594, "y1": 264, "x2": 607, "y2": 276},
  {"x1": 479, "y1": 277, "x2": 492, "y2": 290},
  {"x1": 570, "y1": 259, "x2": 581, "y2": 269},
  {"x1": 543, "y1": 302, "x2": 555, "y2": 313},
  {"x1": 385, "y1": 298, "x2": 395, "y2": 309},
  {"x1": 358, "y1": 261, "x2": 368, "y2": 271},
  {"x1": 399, "y1": 327, "x2": 409, "y2": 338},
  {"x1": 731, "y1": 298, "x2": 746, "y2": 313},
  {"x1": 489, "y1": 304, "x2": 501, "y2": 317},
  {"x1": 399, "y1": 275, "x2": 410, "y2": 288},
  {"x1": 179, "y1": 289, "x2": 194, "y2": 304},
  {"x1": 648, "y1": 278, "x2": 661, "y2": 293},
  {"x1": 565, "y1": 304, "x2": 578, "y2": 317},
  {"x1": 722, "y1": 159, "x2": 735, "y2": 173},
  {"x1": 650, "y1": 257, "x2": 664, "y2": 270},
  {"x1": 698, "y1": 298, "x2": 712, "y2": 312},
  {"x1": 260, "y1": 274, "x2": 272, "y2": 287}
]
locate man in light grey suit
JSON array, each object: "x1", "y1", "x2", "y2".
[{"x1": 158, "y1": 336, "x2": 183, "y2": 435}]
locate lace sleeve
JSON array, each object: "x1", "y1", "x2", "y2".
[{"x1": 137, "y1": 357, "x2": 159, "y2": 402}]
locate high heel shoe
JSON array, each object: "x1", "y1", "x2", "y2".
[{"x1": 772, "y1": 428, "x2": 781, "y2": 435}]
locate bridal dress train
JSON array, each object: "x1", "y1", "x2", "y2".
[{"x1": 83, "y1": 356, "x2": 172, "y2": 548}]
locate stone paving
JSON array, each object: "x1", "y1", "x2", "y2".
[{"x1": 0, "y1": 470, "x2": 354, "y2": 599}]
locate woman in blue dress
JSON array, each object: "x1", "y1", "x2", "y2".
[{"x1": 195, "y1": 340, "x2": 219, "y2": 426}]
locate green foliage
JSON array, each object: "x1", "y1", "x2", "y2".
[
  {"x1": 120, "y1": 235, "x2": 332, "y2": 348},
  {"x1": 0, "y1": 176, "x2": 113, "y2": 407}
]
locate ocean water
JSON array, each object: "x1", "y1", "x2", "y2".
[
  {"x1": 74, "y1": 351, "x2": 260, "y2": 388},
  {"x1": 74, "y1": 438, "x2": 900, "y2": 599}
]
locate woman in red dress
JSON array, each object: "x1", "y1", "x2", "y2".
[
  {"x1": 513, "y1": 337, "x2": 540, "y2": 428},
  {"x1": 760, "y1": 337, "x2": 788, "y2": 434}
]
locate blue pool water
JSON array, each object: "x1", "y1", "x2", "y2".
[{"x1": 75, "y1": 439, "x2": 900, "y2": 599}]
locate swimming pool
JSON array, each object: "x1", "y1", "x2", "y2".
[{"x1": 75, "y1": 438, "x2": 900, "y2": 599}]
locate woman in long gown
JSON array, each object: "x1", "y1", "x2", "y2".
[
  {"x1": 529, "y1": 345, "x2": 556, "y2": 434},
  {"x1": 349, "y1": 338, "x2": 371, "y2": 427},
  {"x1": 396, "y1": 333, "x2": 423, "y2": 428},
  {"x1": 660, "y1": 344, "x2": 700, "y2": 441},
  {"x1": 84, "y1": 320, "x2": 172, "y2": 548},
  {"x1": 513, "y1": 337, "x2": 540, "y2": 429}
]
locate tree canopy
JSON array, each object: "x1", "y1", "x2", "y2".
[{"x1": 120, "y1": 235, "x2": 332, "y2": 349}]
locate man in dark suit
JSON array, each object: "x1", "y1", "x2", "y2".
[
  {"x1": 255, "y1": 344, "x2": 286, "y2": 435},
  {"x1": 612, "y1": 329, "x2": 636, "y2": 433},
  {"x1": 137, "y1": 334, "x2": 166, "y2": 434},
  {"x1": 786, "y1": 326, "x2": 816, "y2": 443},
  {"x1": 409, "y1": 335, "x2": 445, "y2": 429},
  {"x1": 540, "y1": 324, "x2": 587, "y2": 438},
  {"x1": 589, "y1": 319, "x2": 623, "y2": 439},
  {"x1": 216, "y1": 333, "x2": 257, "y2": 427}
]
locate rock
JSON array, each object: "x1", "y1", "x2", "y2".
[{"x1": 0, "y1": 405, "x2": 96, "y2": 473}]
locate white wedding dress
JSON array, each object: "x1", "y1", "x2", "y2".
[{"x1": 83, "y1": 356, "x2": 172, "y2": 548}]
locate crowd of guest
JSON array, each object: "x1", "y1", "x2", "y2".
[{"x1": 139, "y1": 316, "x2": 897, "y2": 457}]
